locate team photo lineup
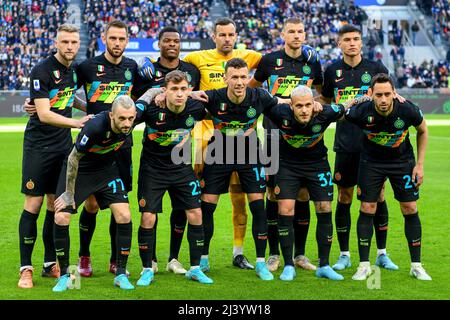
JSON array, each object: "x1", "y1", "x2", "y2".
[{"x1": 8, "y1": 0, "x2": 445, "y2": 297}]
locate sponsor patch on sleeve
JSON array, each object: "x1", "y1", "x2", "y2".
[
  {"x1": 33, "y1": 80, "x2": 40, "y2": 91},
  {"x1": 80, "y1": 135, "x2": 89, "y2": 146}
]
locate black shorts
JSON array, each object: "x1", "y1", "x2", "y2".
[
  {"x1": 201, "y1": 164, "x2": 267, "y2": 194},
  {"x1": 333, "y1": 152, "x2": 360, "y2": 188},
  {"x1": 138, "y1": 164, "x2": 201, "y2": 213},
  {"x1": 266, "y1": 174, "x2": 275, "y2": 189},
  {"x1": 275, "y1": 160, "x2": 333, "y2": 201},
  {"x1": 56, "y1": 162, "x2": 129, "y2": 213},
  {"x1": 115, "y1": 147, "x2": 132, "y2": 192},
  {"x1": 357, "y1": 158, "x2": 419, "y2": 202},
  {"x1": 22, "y1": 148, "x2": 69, "y2": 196}
]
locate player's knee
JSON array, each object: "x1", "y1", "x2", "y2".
[
  {"x1": 55, "y1": 211, "x2": 70, "y2": 226},
  {"x1": 111, "y1": 205, "x2": 131, "y2": 224},
  {"x1": 141, "y1": 212, "x2": 156, "y2": 228},
  {"x1": 84, "y1": 195, "x2": 99, "y2": 212},
  {"x1": 360, "y1": 202, "x2": 377, "y2": 214},
  {"x1": 201, "y1": 194, "x2": 219, "y2": 204},
  {"x1": 314, "y1": 201, "x2": 331, "y2": 213},
  {"x1": 278, "y1": 200, "x2": 295, "y2": 215},
  {"x1": 247, "y1": 192, "x2": 263, "y2": 203},
  {"x1": 186, "y1": 208, "x2": 202, "y2": 225},
  {"x1": 266, "y1": 188, "x2": 277, "y2": 201},
  {"x1": 296, "y1": 188, "x2": 310, "y2": 201},
  {"x1": 24, "y1": 195, "x2": 44, "y2": 214},
  {"x1": 377, "y1": 185, "x2": 386, "y2": 202},
  {"x1": 338, "y1": 187, "x2": 354, "y2": 204},
  {"x1": 400, "y1": 202, "x2": 417, "y2": 215}
]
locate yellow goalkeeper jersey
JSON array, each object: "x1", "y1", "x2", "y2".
[{"x1": 183, "y1": 49, "x2": 262, "y2": 90}]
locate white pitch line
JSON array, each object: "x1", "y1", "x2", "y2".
[{"x1": 1, "y1": 120, "x2": 450, "y2": 133}]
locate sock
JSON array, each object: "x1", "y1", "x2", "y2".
[
  {"x1": 233, "y1": 246, "x2": 243, "y2": 257},
  {"x1": 151, "y1": 214, "x2": 158, "y2": 263},
  {"x1": 201, "y1": 201, "x2": 217, "y2": 255},
  {"x1": 231, "y1": 192, "x2": 247, "y2": 248},
  {"x1": 187, "y1": 224, "x2": 204, "y2": 267},
  {"x1": 316, "y1": 212, "x2": 333, "y2": 267},
  {"x1": 404, "y1": 212, "x2": 422, "y2": 263},
  {"x1": 116, "y1": 222, "x2": 132, "y2": 275},
  {"x1": 266, "y1": 198, "x2": 279, "y2": 256},
  {"x1": 335, "y1": 202, "x2": 351, "y2": 252},
  {"x1": 109, "y1": 213, "x2": 117, "y2": 263},
  {"x1": 169, "y1": 209, "x2": 187, "y2": 261},
  {"x1": 248, "y1": 199, "x2": 267, "y2": 258},
  {"x1": 277, "y1": 215, "x2": 294, "y2": 266},
  {"x1": 78, "y1": 207, "x2": 97, "y2": 257},
  {"x1": 138, "y1": 226, "x2": 154, "y2": 268},
  {"x1": 374, "y1": 200, "x2": 388, "y2": 251},
  {"x1": 294, "y1": 200, "x2": 310, "y2": 257},
  {"x1": 43, "y1": 210, "x2": 56, "y2": 264},
  {"x1": 357, "y1": 211, "x2": 374, "y2": 262},
  {"x1": 19, "y1": 210, "x2": 39, "y2": 267},
  {"x1": 54, "y1": 224, "x2": 70, "y2": 275}
]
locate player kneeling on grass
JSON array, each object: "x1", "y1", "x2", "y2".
[
  {"x1": 267, "y1": 86, "x2": 366, "y2": 281},
  {"x1": 53, "y1": 95, "x2": 137, "y2": 291},
  {"x1": 344, "y1": 73, "x2": 431, "y2": 281},
  {"x1": 134, "y1": 70, "x2": 213, "y2": 285}
]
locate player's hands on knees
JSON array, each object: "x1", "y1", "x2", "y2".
[
  {"x1": 24, "y1": 98, "x2": 36, "y2": 115},
  {"x1": 394, "y1": 91, "x2": 406, "y2": 103},
  {"x1": 190, "y1": 91, "x2": 209, "y2": 103},
  {"x1": 55, "y1": 191, "x2": 75, "y2": 213},
  {"x1": 412, "y1": 163, "x2": 424, "y2": 188},
  {"x1": 312, "y1": 101, "x2": 323, "y2": 115},
  {"x1": 76, "y1": 114, "x2": 94, "y2": 128},
  {"x1": 155, "y1": 92, "x2": 167, "y2": 108}
]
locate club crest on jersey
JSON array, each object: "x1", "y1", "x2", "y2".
[
  {"x1": 361, "y1": 73, "x2": 372, "y2": 84},
  {"x1": 125, "y1": 68, "x2": 132, "y2": 80},
  {"x1": 394, "y1": 118, "x2": 405, "y2": 129},
  {"x1": 33, "y1": 80, "x2": 40, "y2": 90},
  {"x1": 276, "y1": 59, "x2": 283, "y2": 67},
  {"x1": 302, "y1": 65, "x2": 311, "y2": 75},
  {"x1": 336, "y1": 69, "x2": 342, "y2": 77},
  {"x1": 312, "y1": 124, "x2": 322, "y2": 133},
  {"x1": 186, "y1": 115, "x2": 195, "y2": 127},
  {"x1": 53, "y1": 70, "x2": 60, "y2": 79},
  {"x1": 98, "y1": 65, "x2": 104, "y2": 72},
  {"x1": 247, "y1": 107, "x2": 257, "y2": 118},
  {"x1": 368, "y1": 116, "x2": 375, "y2": 124}
]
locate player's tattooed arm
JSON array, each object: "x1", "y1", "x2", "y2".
[
  {"x1": 73, "y1": 90, "x2": 87, "y2": 112},
  {"x1": 137, "y1": 88, "x2": 164, "y2": 105},
  {"x1": 54, "y1": 147, "x2": 84, "y2": 213},
  {"x1": 342, "y1": 95, "x2": 372, "y2": 110}
]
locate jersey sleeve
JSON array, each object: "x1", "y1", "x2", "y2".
[
  {"x1": 344, "y1": 103, "x2": 364, "y2": 127},
  {"x1": 245, "y1": 50, "x2": 263, "y2": 70},
  {"x1": 264, "y1": 103, "x2": 285, "y2": 124},
  {"x1": 259, "y1": 88, "x2": 279, "y2": 112},
  {"x1": 202, "y1": 90, "x2": 217, "y2": 113},
  {"x1": 134, "y1": 99, "x2": 149, "y2": 125},
  {"x1": 408, "y1": 101, "x2": 424, "y2": 127},
  {"x1": 377, "y1": 60, "x2": 389, "y2": 75},
  {"x1": 183, "y1": 52, "x2": 198, "y2": 67},
  {"x1": 74, "y1": 119, "x2": 101, "y2": 153},
  {"x1": 130, "y1": 61, "x2": 141, "y2": 98},
  {"x1": 312, "y1": 60, "x2": 324, "y2": 86},
  {"x1": 323, "y1": 103, "x2": 345, "y2": 122},
  {"x1": 188, "y1": 64, "x2": 201, "y2": 90},
  {"x1": 321, "y1": 65, "x2": 334, "y2": 99},
  {"x1": 74, "y1": 62, "x2": 87, "y2": 88},
  {"x1": 253, "y1": 54, "x2": 269, "y2": 83},
  {"x1": 30, "y1": 65, "x2": 50, "y2": 100}
]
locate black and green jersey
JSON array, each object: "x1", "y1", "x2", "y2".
[
  {"x1": 322, "y1": 57, "x2": 388, "y2": 153},
  {"x1": 25, "y1": 55, "x2": 78, "y2": 151}
]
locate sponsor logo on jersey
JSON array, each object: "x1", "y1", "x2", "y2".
[
  {"x1": 268, "y1": 75, "x2": 313, "y2": 97},
  {"x1": 86, "y1": 81, "x2": 133, "y2": 104},
  {"x1": 364, "y1": 129, "x2": 408, "y2": 148},
  {"x1": 49, "y1": 87, "x2": 76, "y2": 109}
]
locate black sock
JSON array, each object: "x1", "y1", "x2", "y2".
[
  {"x1": 152, "y1": 214, "x2": 158, "y2": 263},
  {"x1": 138, "y1": 226, "x2": 154, "y2": 268},
  {"x1": 335, "y1": 202, "x2": 351, "y2": 252},
  {"x1": 54, "y1": 224, "x2": 70, "y2": 275},
  {"x1": 249, "y1": 199, "x2": 267, "y2": 258},
  {"x1": 357, "y1": 211, "x2": 374, "y2": 262},
  {"x1": 116, "y1": 222, "x2": 132, "y2": 275},
  {"x1": 19, "y1": 210, "x2": 39, "y2": 267},
  {"x1": 78, "y1": 207, "x2": 97, "y2": 257},
  {"x1": 169, "y1": 209, "x2": 187, "y2": 261},
  {"x1": 266, "y1": 198, "x2": 279, "y2": 256},
  {"x1": 374, "y1": 200, "x2": 388, "y2": 250},
  {"x1": 109, "y1": 213, "x2": 117, "y2": 263},
  {"x1": 187, "y1": 224, "x2": 204, "y2": 266},
  {"x1": 277, "y1": 215, "x2": 294, "y2": 266},
  {"x1": 404, "y1": 212, "x2": 421, "y2": 263},
  {"x1": 201, "y1": 201, "x2": 217, "y2": 255},
  {"x1": 294, "y1": 200, "x2": 310, "y2": 257},
  {"x1": 43, "y1": 210, "x2": 56, "y2": 263},
  {"x1": 316, "y1": 212, "x2": 333, "y2": 267}
]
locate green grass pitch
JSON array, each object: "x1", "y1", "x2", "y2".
[{"x1": 0, "y1": 117, "x2": 449, "y2": 300}]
